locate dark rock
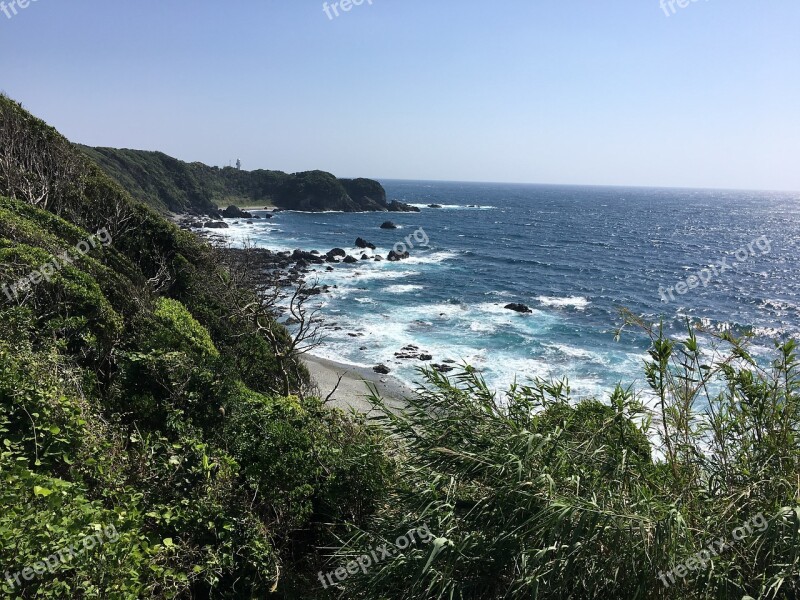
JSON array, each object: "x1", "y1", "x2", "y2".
[
  {"x1": 359, "y1": 346, "x2": 368, "y2": 351},
  {"x1": 373, "y1": 364, "x2": 391, "y2": 375},
  {"x1": 374, "y1": 256, "x2": 383, "y2": 261},
  {"x1": 326, "y1": 266, "x2": 334, "y2": 271},
  {"x1": 433, "y1": 364, "x2": 455, "y2": 373},
  {"x1": 387, "y1": 250, "x2": 410, "y2": 261},
  {"x1": 327, "y1": 248, "x2": 347, "y2": 258},
  {"x1": 505, "y1": 303, "x2": 533, "y2": 314},
  {"x1": 355, "y1": 237, "x2": 377, "y2": 250},
  {"x1": 299, "y1": 287, "x2": 323, "y2": 296},
  {"x1": 419, "y1": 354, "x2": 433, "y2": 361},
  {"x1": 361, "y1": 254, "x2": 370, "y2": 260},
  {"x1": 292, "y1": 249, "x2": 324, "y2": 264},
  {"x1": 387, "y1": 200, "x2": 420, "y2": 213},
  {"x1": 246, "y1": 220, "x2": 253, "y2": 224},
  {"x1": 380, "y1": 221, "x2": 398, "y2": 230},
  {"x1": 343, "y1": 255, "x2": 358, "y2": 264},
  {"x1": 204, "y1": 221, "x2": 229, "y2": 229},
  {"x1": 443, "y1": 359, "x2": 456, "y2": 364},
  {"x1": 428, "y1": 204, "x2": 443, "y2": 209},
  {"x1": 222, "y1": 205, "x2": 254, "y2": 219}
]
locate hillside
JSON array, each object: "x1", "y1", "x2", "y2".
[
  {"x1": 79, "y1": 146, "x2": 411, "y2": 215},
  {"x1": 0, "y1": 95, "x2": 390, "y2": 598}
]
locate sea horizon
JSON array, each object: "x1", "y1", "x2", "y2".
[{"x1": 213, "y1": 180, "x2": 799, "y2": 400}]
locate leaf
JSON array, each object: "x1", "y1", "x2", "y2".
[
  {"x1": 49, "y1": 425, "x2": 61, "y2": 435},
  {"x1": 422, "y1": 537, "x2": 450, "y2": 574},
  {"x1": 163, "y1": 538, "x2": 174, "y2": 547},
  {"x1": 33, "y1": 485, "x2": 53, "y2": 497}
]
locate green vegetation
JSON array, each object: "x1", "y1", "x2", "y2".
[
  {"x1": 79, "y1": 146, "x2": 389, "y2": 214},
  {"x1": 0, "y1": 95, "x2": 392, "y2": 598},
  {"x1": 339, "y1": 326, "x2": 799, "y2": 599},
  {"x1": 2, "y1": 95, "x2": 798, "y2": 598}
]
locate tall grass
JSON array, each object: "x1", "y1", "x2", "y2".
[{"x1": 329, "y1": 321, "x2": 799, "y2": 599}]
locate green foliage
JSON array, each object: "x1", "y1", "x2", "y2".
[
  {"x1": 79, "y1": 146, "x2": 390, "y2": 214},
  {"x1": 0, "y1": 94, "x2": 390, "y2": 598},
  {"x1": 150, "y1": 297, "x2": 219, "y2": 358},
  {"x1": 336, "y1": 327, "x2": 800, "y2": 600}
]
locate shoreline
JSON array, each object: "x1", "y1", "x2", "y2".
[{"x1": 302, "y1": 354, "x2": 414, "y2": 414}]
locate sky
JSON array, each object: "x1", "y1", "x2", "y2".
[{"x1": 1, "y1": 0, "x2": 799, "y2": 191}]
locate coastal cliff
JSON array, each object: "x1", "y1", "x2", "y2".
[{"x1": 79, "y1": 146, "x2": 417, "y2": 215}]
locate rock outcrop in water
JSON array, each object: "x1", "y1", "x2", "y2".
[
  {"x1": 387, "y1": 249, "x2": 410, "y2": 261},
  {"x1": 388, "y1": 200, "x2": 420, "y2": 212},
  {"x1": 356, "y1": 237, "x2": 377, "y2": 250},
  {"x1": 221, "y1": 205, "x2": 254, "y2": 218},
  {"x1": 505, "y1": 303, "x2": 533, "y2": 313}
]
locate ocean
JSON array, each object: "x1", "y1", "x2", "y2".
[{"x1": 217, "y1": 181, "x2": 800, "y2": 400}]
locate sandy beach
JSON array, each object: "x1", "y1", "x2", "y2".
[{"x1": 302, "y1": 354, "x2": 414, "y2": 414}]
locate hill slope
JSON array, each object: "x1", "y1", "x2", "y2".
[
  {"x1": 80, "y1": 146, "x2": 403, "y2": 214},
  {"x1": 0, "y1": 94, "x2": 390, "y2": 598}
]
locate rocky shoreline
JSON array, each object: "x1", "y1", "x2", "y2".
[{"x1": 175, "y1": 205, "x2": 530, "y2": 380}]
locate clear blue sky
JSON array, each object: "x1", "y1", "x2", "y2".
[{"x1": 1, "y1": 0, "x2": 798, "y2": 191}]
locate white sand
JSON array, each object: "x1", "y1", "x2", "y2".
[{"x1": 302, "y1": 354, "x2": 413, "y2": 415}]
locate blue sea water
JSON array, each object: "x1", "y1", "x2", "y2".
[{"x1": 217, "y1": 181, "x2": 800, "y2": 399}]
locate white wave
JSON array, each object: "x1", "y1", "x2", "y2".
[
  {"x1": 485, "y1": 290, "x2": 514, "y2": 298},
  {"x1": 407, "y1": 203, "x2": 497, "y2": 210},
  {"x1": 544, "y1": 343, "x2": 597, "y2": 360},
  {"x1": 384, "y1": 284, "x2": 425, "y2": 294},
  {"x1": 402, "y1": 251, "x2": 458, "y2": 265},
  {"x1": 315, "y1": 268, "x2": 421, "y2": 284},
  {"x1": 470, "y1": 321, "x2": 496, "y2": 333},
  {"x1": 536, "y1": 295, "x2": 590, "y2": 310},
  {"x1": 750, "y1": 326, "x2": 788, "y2": 338}
]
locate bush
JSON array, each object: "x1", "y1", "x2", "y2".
[{"x1": 333, "y1": 324, "x2": 800, "y2": 600}]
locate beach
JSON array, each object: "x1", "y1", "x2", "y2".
[{"x1": 302, "y1": 354, "x2": 413, "y2": 414}]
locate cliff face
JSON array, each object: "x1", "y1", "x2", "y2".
[{"x1": 79, "y1": 146, "x2": 395, "y2": 214}]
